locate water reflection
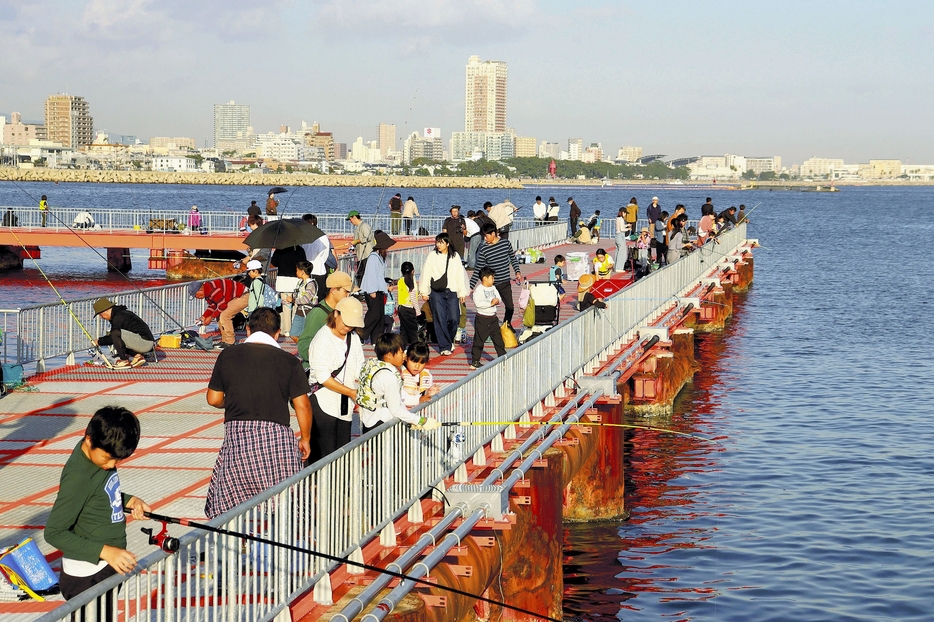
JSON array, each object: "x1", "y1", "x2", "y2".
[{"x1": 563, "y1": 295, "x2": 748, "y2": 620}]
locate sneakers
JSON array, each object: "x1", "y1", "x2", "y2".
[
  {"x1": 439, "y1": 349, "x2": 452, "y2": 356},
  {"x1": 469, "y1": 361, "x2": 483, "y2": 370},
  {"x1": 454, "y1": 328, "x2": 465, "y2": 343},
  {"x1": 112, "y1": 359, "x2": 131, "y2": 369},
  {"x1": 130, "y1": 354, "x2": 146, "y2": 368},
  {"x1": 215, "y1": 341, "x2": 234, "y2": 350}
]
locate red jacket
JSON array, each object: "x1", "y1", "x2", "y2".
[{"x1": 201, "y1": 279, "x2": 247, "y2": 322}]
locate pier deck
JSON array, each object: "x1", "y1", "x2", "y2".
[{"x1": 0, "y1": 244, "x2": 576, "y2": 619}]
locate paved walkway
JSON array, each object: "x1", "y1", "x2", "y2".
[{"x1": 0, "y1": 239, "x2": 628, "y2": 618}]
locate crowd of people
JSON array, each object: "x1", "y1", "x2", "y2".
[{"x1": 41, "y1": 192, "x2": 750, "y2": 606}]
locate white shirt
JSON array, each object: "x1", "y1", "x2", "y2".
[
  {"x1": 472, "y1": 284, "x2": 500, "y2": 317},
  {"x1": 464, "y1": 216, "x2": 481, "y2": 237},
  {"x1": 532, "y1": 201, "x2": 546, "y2": 220},
  {"x1": 244, "y1": 330, "x2": 281, "y2": 348},
  {"x1": 418, "y1": 251, "x2": 469, "y2": 299},
  {"x1": 307, "y1": 328, "x2": 364, "y2": 421},
  {"x1": 301, "y1": 233, "x2": 331, "y2": 276},
  {"x1": 358, "y1": 367, "x2": 421, "y2": 427}
]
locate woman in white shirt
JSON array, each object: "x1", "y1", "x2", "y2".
[
  {"x1": 418, "y1": 233, "x2": 468, "y2": 356},
  {"x1": 306, "y1": 296, "x2": 365, "y2": 464}
]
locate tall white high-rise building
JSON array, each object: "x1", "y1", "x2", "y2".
[
  {"x1": 213, "y1": 101, "x2": 251, "y2": 148},
  {"x1": 465, "y1": 55, "x2": 507, "y2": 133},
  {"x1": 45, "y1": 94, "x2": 93, "y2": 148}
]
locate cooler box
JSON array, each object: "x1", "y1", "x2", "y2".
[
  {"x1": 591, "y1": 275, "x2": 635, "y2": 299},
  {"x1": 565, "y1": 252, "x2": 591, "y2": 281},
  {"x1": 159, "y1": 333, "x2": 182, "y2": 348}
]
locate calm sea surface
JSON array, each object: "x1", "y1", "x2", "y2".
[{"x1": 2, "y1": 183, "x2": 933, "y2": 620}]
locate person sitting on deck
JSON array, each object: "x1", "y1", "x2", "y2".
[
  {"x1": 356, "y1": 333, "x2": 442, "y2": 434},
  {"x1": 577, "y1": 274, "x2": 608, "y2": 313},
  {"x1": 73, "y1": 211, "x2": 95, "y2": 229},
  {"x1": 92, "y1": 298, "x2": 155, "y2": 368},
  {"x1": 2, "y1": 208, "x2": 18, "y2": 227}
]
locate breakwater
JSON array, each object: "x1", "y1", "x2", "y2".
[{"x1": 0, "y1": 168, "x2": 523, "y2": 189}]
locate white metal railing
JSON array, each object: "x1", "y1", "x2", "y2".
[
  {"x1": 0, "y1": 308, "x2": 20, "y2": 365},
  {"x1": 0, "y1": 205, "x2": 535, "y2": 237},
  {"x1": 8, "y1": 222, "x2": 569, "y2": 368},
  {"x1": 37, "y1": 224, "x2": 748, "y2": 622}
]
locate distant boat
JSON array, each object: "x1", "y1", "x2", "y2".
[{"x1": 667, "y1": 180, "x2": 685, "y2": 185}]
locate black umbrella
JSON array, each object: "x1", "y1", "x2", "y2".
[
  {"x1": 268, "y1": 187, "x2": 288, "y2": 195},
  {"x1": 244, "y1": 218, "x2": 324, "y2": 249}
]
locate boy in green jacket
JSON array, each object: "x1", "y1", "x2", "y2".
[{"x1": 45, "y1": 406, "x2": 151, "y2": 603}]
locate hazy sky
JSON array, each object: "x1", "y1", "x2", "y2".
[{"x1": 2, "y1": 0, "x2": 932, "y2": 164}]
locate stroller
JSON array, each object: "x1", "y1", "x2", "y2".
[{"x1": 517, "y1": 282, "x2": 561, "y2": 344}]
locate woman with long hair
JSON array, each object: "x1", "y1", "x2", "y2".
[
  {"x1": 615, "y1": 206, "x2": 629, "y2": 269},
  {"x1": 418, "y1": 233, "x2": 468, "y2": 356}
]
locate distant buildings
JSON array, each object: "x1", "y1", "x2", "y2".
[
  {"x1": 514, "y1": 136, "x2": 537, "y2": 158},
  {"x1": 539, "y1": 141, "x2": 559, "y2": 159},
  {"x1": 150, "y1": 137, "x2": 195, "y2": 150},
  {"x1": 378, "y1": 123, "x2": 396, "y2": 158},
  {"x1": 464, "y1": 55, "x2": 507, "y2": 133},
  {"x1": 451, "y1": 55, "x2": 513, "y2": 161},
  {"x1": 617, "y1": 146, "x2": 643, "y2": 163},
  {"x1": 152, "y1": 156, "x2": 197, "y2": 172},
  {"x1": 800, "y1": 157, "x2": 844, "y2": 178},
  {"x1": 403, "y1": 129, "x2": 444, "y2": 164},
  {"x1": 45, "y1": 94, "x2": 93, "y2": 148},
  {"x1": 3, "y1": 112, "x2": 46, "y2": 146},
  {"x1": 746, "y1": 156, "x2": 782, "y2": 176},
  {"x1": 213, "y1": 100, "x2": 252, "y2": 151},
  {"x1": 567, "y1": 138, "x2": 582, "y2": 161}
]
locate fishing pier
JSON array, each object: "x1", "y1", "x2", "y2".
[{"x1": 0, "y1": 222, "x2": 754, "y2": 621}]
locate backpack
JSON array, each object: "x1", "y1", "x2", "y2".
[
  {"x1": 251, "y1": 278, "x2": 280, "y2": 310},
  {"x1": 356, "y1": 359, "x2": 401, "y2": 411},
  {"x1": 324, "y1": 241, "x2": 338, "y2": 272}
]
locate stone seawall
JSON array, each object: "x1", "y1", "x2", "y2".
[{"x1": 0, "y1": 168, "x2": 523, "y2": 189}]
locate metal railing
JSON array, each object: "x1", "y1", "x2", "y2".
[
  {"x1": 36, "y1": 224, "x2": 748, "y2": 622},
  {"x1": 0, "y1": 205, "x2": 535, "y2": 238},
  {"x1": 6, "y1": 222, "x2": 569, "y2": 368}
]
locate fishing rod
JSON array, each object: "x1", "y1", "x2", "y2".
[
  {"x1": 2, "y1": 227, "x2": 112, "y2": 365},
  {"x1": 142, "y1": 511, "x2": 560, "y2": 622},
  {"x1": 440, "y1": 420, "x2": 718, "y2": 443},
  {"x1": 7, "y1": 180, "x2": 214, "y2": 350}
]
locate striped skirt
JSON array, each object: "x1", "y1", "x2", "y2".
[{"x1": 204, "y1": 420, "x2": 302, "y2": 520}]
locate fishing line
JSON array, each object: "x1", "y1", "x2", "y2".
[
  {"x1": 143, "y1": 511, "x2": 560, "y2": 622},
  {"x1": 6, "y1": 180, "x2": 213, "y2": 349},
  {"x1": 440, "y1": 420, "x2": 718, "y2": 443}
]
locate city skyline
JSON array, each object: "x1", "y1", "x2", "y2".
[{"x1": 2, "y1": 1, "x2": 932, "y2": 164}]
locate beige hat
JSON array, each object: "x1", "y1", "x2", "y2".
[
  {"x1": 326, "y1": 271, "x2": 352, "y2": 290},
  {"x1": 335, "y1": 296, "x2": 364, "y2": 328},
  {"x1": 578, "y1": 274, "x2": 595, "y2": 292}
]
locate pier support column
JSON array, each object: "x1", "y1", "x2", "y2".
[
  {"x1": 694, "y1": 282, "x2": 733, "y2": 333},
  {"x1": 628, "y1": 329, "x2": 697, "y2": 414},
  {"x1": 494, "y1": 447, "x2": 564, "y2": 621},
  {"x1": 106, "y1": 247, "x2": 132, "y2": 273},
  {"x1": 563, "y1": 398, "x2": 627, "y2": 521},
  {"x1": 733, "y1": 254, "x2": 754, "y2": 291}
]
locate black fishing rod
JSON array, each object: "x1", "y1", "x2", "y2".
[
  {"x1": 142, "y1": 511, "x2": 560, "y2": 622},
  {"x1": 7, "y1": 180, "x2": 214, "y2": 350}
]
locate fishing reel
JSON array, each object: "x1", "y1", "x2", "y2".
[{"x1": 141, "y1": 521, "x2": 180, "y2": 554}]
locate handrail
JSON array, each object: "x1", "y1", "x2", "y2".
[
  {"x1": 0, "y1": 205, "x2": 535, "y2": 237},
  {"x1": 34, "y1": 224, "x2": 748, "y2": 622}
]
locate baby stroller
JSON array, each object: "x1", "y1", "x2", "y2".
[{"x1": 517, "y1": 282, "x2": 560, "y2": 344}]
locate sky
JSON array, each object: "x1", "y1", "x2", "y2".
[{"x1": 2, "y1": 0, "x2": 933, "y2": 165}]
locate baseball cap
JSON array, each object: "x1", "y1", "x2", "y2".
[
  {"x1": 326, "y1": 271, "x2": 353, "y2": 290},
  {"x1": 335, "y1": 296, "x2": 365, "y2": 328},
  {"x1": 347, "y1": 210, "x2": 360, "y2": 220},
  {"x1": 246, "y1": 260, "x2": 263, "y2": 271},
  {"x1": 187, "y1": 281, "x2": 203, "y2": 298}
]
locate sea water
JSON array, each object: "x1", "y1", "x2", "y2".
[{"x1": 2, "y1": 182, "x2": 933, "y2": 620}]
